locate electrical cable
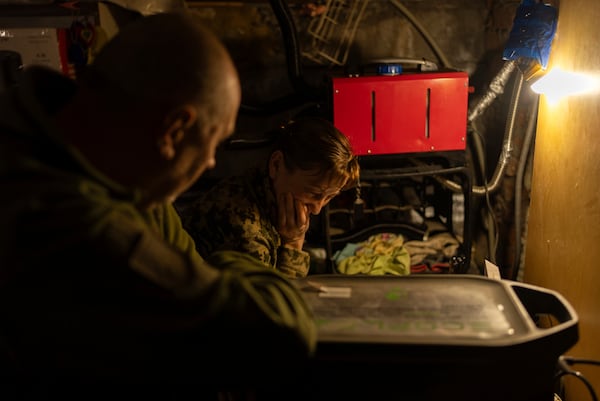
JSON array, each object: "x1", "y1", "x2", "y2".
[
  {"x1": 484, "y1": 68, "x2": 522, "y2": 264},
  {"x1": 388, "y1": 0, "x2": 453, "y2": 69},
  {"x1": 268, "y1": 0, "x2": 319, "y2": 99},
  {"x1": 468, "y1": 121, "x2": 496, "y2": 262},
  {"x1": 562, "y1": 357, "x2": 600, "y2": 367},
  {"x1": 434, "y1": 59, "x2": 520, "y2": 196},
  {"x1": 468, "y1": 59, "x2": 517, "y2": 123},
  {"x1": 512, "y1": 94, "x2": 539, "y2": 280},
  {"x1": 480, "y1": 68, "x2": 523, "y2": 264},
  {"x1": 555, "y1": 356, "x2": 600, "y2": 401},
  {"x1": 429, "y1": 61, "x2": 523, "y2": 264},
  {"x1": 486, "y1": 69, "x2": 523, "y2": 192},
  {"x1": 475, "y1": 128, "x2": 498, "y2": 262},
  {"x1": 238, "y1": 0, "x2": 322, "y2": 117}
]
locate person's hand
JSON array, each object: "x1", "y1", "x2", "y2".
[{"x1": 277, "y1": 192, "x2": 309, "y2": 250}]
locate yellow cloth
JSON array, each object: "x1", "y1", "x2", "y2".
[{"x1": 336, "y1": 233, "x2": 411, "y2": 276}]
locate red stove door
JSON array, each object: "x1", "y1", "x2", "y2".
[{"x1": 332, "y1": 72, "x2": 468, "y2": 156}]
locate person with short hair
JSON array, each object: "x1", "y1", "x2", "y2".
[
  {"x1": 0, "y1": 11, "x2": 316, "y2": 399},
  {"x1": 180, "y1": 117, "x2": 360, "y2": 278}
]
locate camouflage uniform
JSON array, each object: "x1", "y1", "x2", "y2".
[{"x1": 181, "y1": 167, "x2": 310, "y2": 278}]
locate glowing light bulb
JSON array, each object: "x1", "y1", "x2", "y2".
[{"x1": 530, "y1": 67, "x2": 600, "y2": 104}]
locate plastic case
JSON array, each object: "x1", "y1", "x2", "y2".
[
  {"x1": 332, "y1": 71, "x2": 469, "y2": 156},
  {"x1": 295, "y1": 275, "x2": 579, "y2": 401}
]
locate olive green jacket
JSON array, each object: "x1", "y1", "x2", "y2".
[{"x1": 0, "y1": 66, "x2": 316, "y2": 395}]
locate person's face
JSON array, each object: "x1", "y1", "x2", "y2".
[
  {"x1": 270, "y1": 151, "x2": 347, "y2": 215},
  {"x1": 142, "y1": 83, "x2": 240, "y2": 210},
  {"x1": 165, "y1": 104, "x2": 238, "y2": 204},
  {"x1": 156, "y1": 72, "x2": 241, "y2": 207}
]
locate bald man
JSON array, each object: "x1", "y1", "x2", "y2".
[{"x1": 0, "y1": 11, "x2": 315, "y2": 400}]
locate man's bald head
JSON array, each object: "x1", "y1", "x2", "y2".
[
  {"x1": 59, "y1": 11, "x2": 241, "y2": 208},
  {"x1": 83, "y1": 11, "x2": 239, "y2": 118}
]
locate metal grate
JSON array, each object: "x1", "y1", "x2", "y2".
[{"x1": 302, "y1": 0, "x2": 370, "y2": 66}]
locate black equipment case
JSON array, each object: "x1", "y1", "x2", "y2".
[{"x1": 294, "y1": 274, "x2": 578, "y2": 401}]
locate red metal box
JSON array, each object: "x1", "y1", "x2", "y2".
[{"x1": 332, "y1": 71, "x2": 469, "y2": 156}]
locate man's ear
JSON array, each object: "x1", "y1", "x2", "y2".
[
  {"x1": 268, "y1": 150, "x2": 284, "y2": 178},
  {"x1": 159, "y1": 105, "x2": 197, "y2": 160}
]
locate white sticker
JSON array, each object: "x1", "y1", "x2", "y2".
[
  {"x1": 484, "y1": 259, "x2": 502, "y2": 280},
  {"x1": 318, "y1": 286, "x2": 352, "y2": 298}
]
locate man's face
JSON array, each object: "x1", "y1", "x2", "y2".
[
  {"x1": 160, "y1": 73, "x2": 241, "y2": 207},
  {"x1": 166, "y1": 107, "x2": 238, "y2": 204}
]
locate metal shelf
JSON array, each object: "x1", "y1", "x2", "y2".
[{"x1": 322, "y1": 152, "x2": 473, "y2": 274}]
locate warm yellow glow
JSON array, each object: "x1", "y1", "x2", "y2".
[{"x1": 530, "y1": 67, "x2": 600, "y2": 104}]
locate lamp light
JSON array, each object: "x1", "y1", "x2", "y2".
[{"x1": 529, "y1": 67, "x2": 599, "y2": 104}]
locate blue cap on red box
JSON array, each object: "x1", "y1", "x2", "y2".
[{"x1": 377, "y1": 63, "x2": 402, "y2": 76}]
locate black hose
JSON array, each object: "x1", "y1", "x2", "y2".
[
  {"x1": 239, "y1": 0, "x2": 321, "y2": 117},
  {"x1": 268, "y1": 0, "x2": 318, "y2": 99}
]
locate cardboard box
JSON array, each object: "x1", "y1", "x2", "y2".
[{"x1": 0, "y1": 27, "x2": 69, "y2": 75}]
